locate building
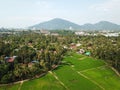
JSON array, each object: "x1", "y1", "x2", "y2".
[
  {"x1": 77, "y1": 49, "x2": 85, "y2": 54},
  {"x1": 75, "y1": 31, "x2": 90, "y2": 36},
  {"x1": 51, "y1": 33, "x2": 59, "y2": 36},
  {"x1": 103, "y1": 33, "x2": 119, "y2": 37},
  {"x1": 5, "y1": 56, "x2": 17, "y2": 63},
  {"x1": 40, "y1": 30, "x2": 50, "y2": 35},
  {"x1": 75, "y1": 32, "x2": 85, "y2": 35}
]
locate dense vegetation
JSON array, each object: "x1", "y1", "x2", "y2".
[
  {"x1": 73, "y1": 36, "x2": 120, "y2": 72},
  {"x1": 0, "y1": 32, "x2": 66, "y2": 84}
]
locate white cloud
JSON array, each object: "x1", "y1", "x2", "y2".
[
  {"x1": 90, "y1": 0, "x2": 120, "y2": 12},
  {"x1": 88, "y1": 0, "x2": 120, "y2": 24},
  {"x1": 35, "y1": 1, "x2": 52, "y2": 8}
]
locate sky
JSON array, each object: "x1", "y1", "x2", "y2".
[{"x1": 0, "y1": 0, "x2": 120, "y2": 28}]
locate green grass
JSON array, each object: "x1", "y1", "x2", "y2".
[
  {"x1": 54, "y1": 65, "x2": 101, "y2": 90},
  {"x1": 20, "y1": 73, "x2": 65, "y2": 90},
  {"x1": 63, "y1": 52, "x2": 120, "y2": 90},
  {"x1": 64, "y1": 54, "x2": 105, "y2": 71},
  {"x1": 81, "y1": 66, "x2": 120, "y2": 90},
  {"x1": 0, "y1": 73, "x2": 64, "y2": 90},
  {"x1": 0, "y1": 83, "x2": 20, "y2": 90}
]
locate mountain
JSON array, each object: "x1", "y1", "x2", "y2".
[
  {"x1": 95, "y1": 21, "x2": 120, "y2": 30},
  {"x1": 81, "y1": 21, "x2": 120, "y2": 31},
  {"x1": 29, "y1": 18, "x2": 120, "y2": 31},
  {"x1": 29, "y1": 18, "x2": 80, "y2": 30}
]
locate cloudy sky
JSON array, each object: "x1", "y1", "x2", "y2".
[{"x1": 0, "y1": 0, "x2": 120, "y2": 28}]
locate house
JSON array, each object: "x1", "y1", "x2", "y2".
[
  {"x1": 52, "y1": 64, "x2": 57, "y2": 69},
  {"x1": 31, "y1": 60, "x2": 39, "y2": 63},
  {"x1": 28, "y1": 63, "x2": 34, "y2": 68},
  {"x1": 103, "y1": 33, "x2": 119, "y2": 37},
  {"x1": 63, "y1": 45, "x2": 68, "y2": 49},
  {"x1": 5, "y1": 56, "x2": 17, "y2": 63},
  {"x1": 5, "y1": 57, "x2": 14, "y2": 63},
  {"x1": 70, "y1": 43, "x2": 76, "y2": 49},
  {"x1": 14, "y1": 49, "x2": 19, "y2": 51},
  {"x1": 75, "y1": 31, "x2": 90, "y2": 36},
  {"x1": 77, "y1": 49, "x2": 85, "y2": 54},
  {"x1": 85, "y1": 52, "x2": 91, "y2": 56},
  {"x1": 28, "y1": 60, "x2": 39, "y2": 68},
  {"x1": 40, "y1": 30, "x2": 50, "y2": 35},
  {"x1": 76, "y1": 43, "x2": 81, "y2": 47},
  {"x1": 75, "y1": 32, "x2": 85, "y2": 35},
  {"x1": 51, "y1": 33, "x2": 59, "y2": 36}
]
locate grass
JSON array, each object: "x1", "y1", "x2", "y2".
[
  {"x1": 0, "y1": 73, "x2": 65, "y2": 90},
  {"x1": 20, "y1": 73, "x2": 65, "y2": 90},
  {"x1": 0, "y1": 83, "x2": 20, "y2": 90},
  {"x1": 64, "y1": 53, "x2": 105, "y2": 71},
  {"x1": 81, "y1": 66, "x2": 120, "y2": 90},
  {"x1": 54, "y1": 65, "x2": 101, "y2": 90},
  {"x1": 63, "y1": 52, "x2": 120, "y2": 90}
]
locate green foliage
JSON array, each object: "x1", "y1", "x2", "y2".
[{"x1": 0, "y1": 33, "x2": 66, "y2": 84}]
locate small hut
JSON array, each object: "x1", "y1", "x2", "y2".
[{"x1": 85, "y1": 52, "x2": 91, "y2": 56}]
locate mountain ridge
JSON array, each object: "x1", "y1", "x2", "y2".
[
  {"x1": 29, "y1": 18, "x2": 80, "y2": 30},
  {"x1": 29, "y1": 18, "x2": 120, "y2": 31}
]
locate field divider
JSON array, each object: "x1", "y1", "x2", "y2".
[
  {"x1": 69, "y1": 65, "x2": 105, "y2": 90},
  {"x1": 109, "y1": 66, "x2": 120, "y2": 77},
  {"x1": 79, "y1": 57, "x2": 86, "y2": 60},
  {"x1": 18, "y1": 81, "x2": 23, "y2": 90},
  {"x1": 80, "y1": 65, "x2": 107, "y2": 72},
  {"x1": 49, "y1": 71, "x2": 69, "y2": 90}
]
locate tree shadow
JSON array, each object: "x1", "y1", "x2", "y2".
[{"x1": 54, "y1": 61, "x2": 74, "y2": 70}]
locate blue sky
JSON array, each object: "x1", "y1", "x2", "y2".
[{"x1": 0, "y1": 0, "x2": 120, "y2": 28}]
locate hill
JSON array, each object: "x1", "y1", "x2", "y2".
[
  {"x1": 29, "y1": 18, "x2": 120, "y2": 31},
  {"x1": 81, "y1": 21, "x2": 120, "y2": 31},
  {"x1": 29, "y1": 18, "x2": 81, "y2": 30}
]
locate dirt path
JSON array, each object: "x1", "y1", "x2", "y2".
[
  {"x1": 49, "y1": 71, "x2": 69, "y2": 90},
  {"x1": 110, "y1": 67, "x2": 120, "y2": 77},
  {"x1": 18, "y1": 81, "x2": 23, "y2": 90},
  {"x1": 79, "y1": 57, "x2": 86, "y2": 60},
  {"x1": 80, "y1": 65, "x2": 106, "y2": 72}
]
